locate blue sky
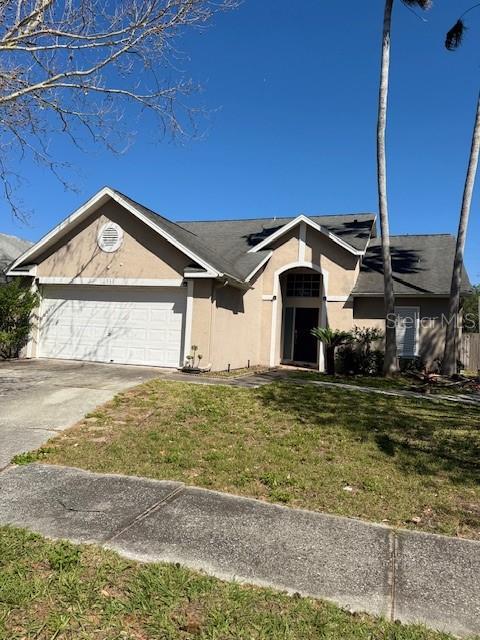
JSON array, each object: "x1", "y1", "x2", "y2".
[{"x1": 2, "y1": 1, "x2": 480, "y2": 283}]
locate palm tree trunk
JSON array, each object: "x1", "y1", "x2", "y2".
[
  {"x1": 442, "y1": 91, "x2": 480, "y2": 375},
  {"x1": 378, "y1": 0, "x2": 398, "y2": 376}
]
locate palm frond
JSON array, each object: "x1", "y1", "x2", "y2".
[
  {"x1": 311, "y1": 327, "x2": 352, "y2": 347},
  {"x1": 446, "y1": 19, "x2": 466, "y2": 51},
  {"x1": 401, "y1": 0, "x2": 432, "y2": 9}
]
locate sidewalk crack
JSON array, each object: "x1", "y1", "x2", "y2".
[
  {"x1": 389, "y1": 530, "x2": 398, "y2": 622},
  {"x1": 105, "y1": 484, "x2": 185, "y2": 543}
]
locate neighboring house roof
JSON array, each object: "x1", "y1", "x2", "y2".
[
  {"x1": 353, "y1": 235, "x2": 472, "y2": 297},
  {"x1": 0, "y1": 233, "x2": 32, "y2": 283}
]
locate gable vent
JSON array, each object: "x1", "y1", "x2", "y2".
[{"x1": 97, "y1": 222, "x2": 123, "y2": 253}]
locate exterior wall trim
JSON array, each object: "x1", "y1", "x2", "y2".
[
  {"x1": 184, "y1": 271, "x2": 219, "y2": 279},
  {"x1": 183, "y1": 280, "x2": 194, "y2": 365},
  {"x1": 352, "y1": 293, "x2": 450, "y2": 298},
  {"x1": 37, "y1": 276, "x2": 185, "y2": 287},
  {"x1": 6, "y1": 265, "x2": 37, "y2": 277},
  {"x1": 269, "y1": 261, "x2": 329, "y2": 371},
  {"x1": 327, "y1": 295, "x2": 349, "y2": 302},
  {"x1": 298, "y1": 221, "x2": 306, "y2": 262}
]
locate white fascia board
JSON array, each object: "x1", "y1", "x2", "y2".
[
  {"x1": 327, "y1": 295, "x2": 349, "y2": 302},
  {"x1": 352, "y1": 292, "x2": 446, "y2": 298},
  {"x1": 8, "y1": 187, "x2": 221, "y2": 278},
  {"x1": 8, "y1": 187, "x2": 113, "y2": 271},
  {"x1": 37, "y1": 277, "x2": 184, "y2": 287},
  {"x1": 248, "y1": 214, "x2": 364, "y2": 257},
  {"x1": 184, "y1": 270, "x2": 248, "y2": 290},
  {"x1": 245, "y1": 251, "x2": 273, "y2": 283},
  {"x1": 183, "y1": 270, "x2": 219, "y2": 279},
  {"x1": 7, "y1": 265, "x2": 37, "y2": 277}
]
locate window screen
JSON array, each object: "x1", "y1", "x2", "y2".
[
  {"x1": 286, "y1": 273, "x2": 321, "y2": 297},
  {"x1": 396, "y1": 307, "x2": 419, "y2": 357}
]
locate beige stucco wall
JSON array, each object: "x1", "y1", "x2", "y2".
[
  {"x1": 354, "y1": 296, "x2": 453, "y2": 366},
  {"x1": 190, "y1": 279, "x2": 214, "y2": 365},
  {"x1": 327, "y1": 300, "x2": 354, "y2": 332},
  {"x1": 212, "y1": 273, "x2": 264, "y2": 371},
  {"x1": 304, "y1": 228, "x2": 359, "y2": 296},
  {"x1": 36, "y1": 201, "x2": 191, "y2": 279},
  {"x1": 189, "y1": 272, "x2": 264, "y2": 372},
  {"x1": 261, "y1": 229, "x2": 300, "y2": 293}
]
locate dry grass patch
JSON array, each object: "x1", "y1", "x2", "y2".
[{"x1": 26, "y1": 379, "x2": 480, "y2": 539}]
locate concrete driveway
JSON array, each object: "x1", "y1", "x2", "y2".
[{"x1": 0, "y1": 359, "x2": 162, "y2": 470}]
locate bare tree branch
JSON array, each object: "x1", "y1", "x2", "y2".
[{"x1": 0, "y1": 0, "x2": 239, "y2": 218}]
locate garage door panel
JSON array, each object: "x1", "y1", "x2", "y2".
[{"x1": 39, "y1": 285, "x2": 186, "y2": 367}]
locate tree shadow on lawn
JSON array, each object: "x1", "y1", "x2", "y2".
[{"x1": 258, "y1": 382, "x2": 480, "y2": 487}]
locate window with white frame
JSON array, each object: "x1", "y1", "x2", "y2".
[
  {"x1": 395, "y1": 307, "x2": 420, "y2": 357},
  {"x1": 286, "y1": 273, "x2": 321, "y2": 297}
]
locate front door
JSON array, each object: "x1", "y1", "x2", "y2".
[
  {"x1": 293, "y1": 308, "x2": 319, "y2": 363},
  {"x1": 282, "y1": 307, "x2": 319, "y2": 364}
]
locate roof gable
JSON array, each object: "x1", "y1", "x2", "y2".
[
  {"x1": 8, "y1": 187, "x2": 229, "y2": 281},
  {"x1": 245, "y1": 215, "x2": 366, "y2": 256}
]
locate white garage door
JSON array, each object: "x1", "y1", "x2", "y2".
[{"x1": 39, "y1": 285, "x2": 186, "y2": 367}]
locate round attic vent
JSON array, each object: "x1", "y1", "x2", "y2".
[{"x1": 97, "y1": 222, "x2": 123, "y2": 253}]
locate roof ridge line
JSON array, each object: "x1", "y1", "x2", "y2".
[
  {"x1": 177, "y1": 213, "x2": 376, "y2": 224},
  {"x1": 388, "y1": 233, "x2": 455, "y2": 238}
]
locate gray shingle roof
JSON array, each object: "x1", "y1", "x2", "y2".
[
  {"x1": 114, "y1": 190, "x2": 255, "y2": 282},
  {"x1": 0, "y1": 233, "x2": 32, "y2": 283},
  {"x1": 114, "y1": 189, "x2": 375, "y2": 281},
  {"x1": 353, "y1": 235, "x2": 472, "y2": 296},
  {"x1": 178, "y1": 214, "x2": 376, "y2": 256}
]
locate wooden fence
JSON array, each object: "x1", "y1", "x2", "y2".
[{"x1": 460, "y1": 333, "x2": 480, "y2": 372}]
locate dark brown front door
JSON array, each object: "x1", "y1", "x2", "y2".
[{"x1": 293, "y1": 308, "x2": 319, "y2": 363}]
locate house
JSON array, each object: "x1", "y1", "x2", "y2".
[
  {"x1": 0, "y1": 233, "x2": 32, "y2": 284},
  {"x1": 7, "y1": 187, "x2": 472, "y2": 371}
]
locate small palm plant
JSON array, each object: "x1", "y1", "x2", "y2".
[
  {"x1": 184, "y1": 345, "x2": 203, "y2": 370},
  {"x1": 311, "y1": 327, "x2": 353, "y2": 376}
]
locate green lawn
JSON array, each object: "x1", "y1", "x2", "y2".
[
  {"x1": 0, "y1": 526, "x2": 461, "y2": 640},
  {"x1": 24, "y1": 379, "x2": 480, "y2": 539}
]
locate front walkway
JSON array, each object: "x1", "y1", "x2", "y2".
[
  {"x1": 291, "y1": 378, "x2": 480, "y2": 406},
  {"x1": 166, "y1": 369, "x2": 480, "y2": 405},
  {"x1": 0, "y1": 463, "x2": 478, "y2": 637}
]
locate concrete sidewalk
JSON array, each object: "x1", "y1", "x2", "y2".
[
  {"x1": 293, "y1": 377, "x2": 480, "y2": 406},
  {"x1": 0, "y1": 464, "x2": 478, "y2": 637}
]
